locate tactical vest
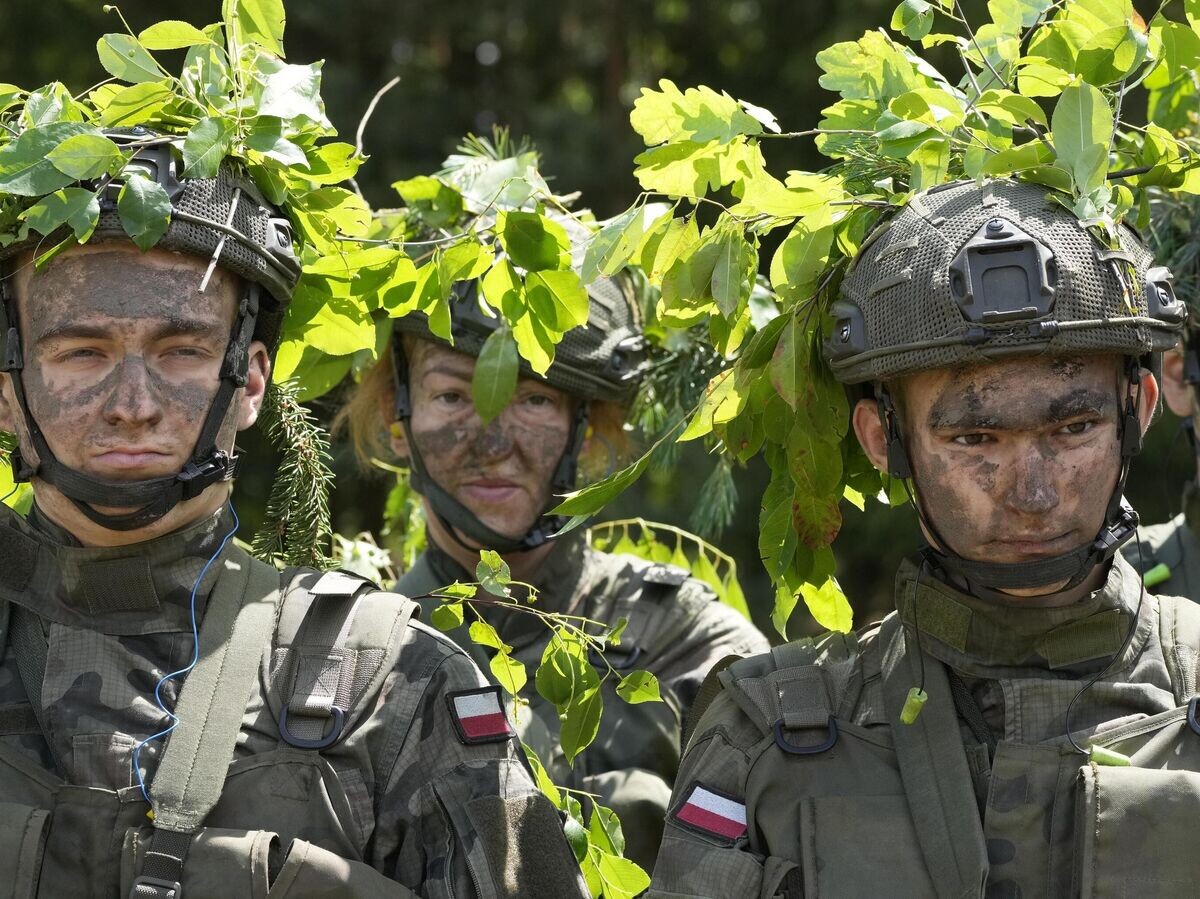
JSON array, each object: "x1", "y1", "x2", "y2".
[
  {"x1": 0, "y1": 545, "x2": 421, "y2": 899},
  {"x1": 682, "y1": 594, "x2": 1200, "y2": 899}
]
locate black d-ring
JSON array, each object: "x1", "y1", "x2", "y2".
[
  {"x1": 1188, "y1": 697, "x2": 1200, "y2": 737},
  {"x1": 774, "y1": 715, "x2": 839, "y2": 755},
  {"x1": 278, "y1": 705, "x2": 345, "y2": 750}
]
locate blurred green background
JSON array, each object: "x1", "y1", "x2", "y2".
[{"x1": 1, "y1": 0, "x2": 1190, "y2": 637}]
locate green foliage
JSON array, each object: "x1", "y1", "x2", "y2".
[{"x1": 562, "y1": 0, "x2": 1200, "y2": 637}]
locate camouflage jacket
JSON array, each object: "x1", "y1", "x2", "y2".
[
  {"x1": 398, "y1": 534, "x2": 769, "y2": 871},
  {"x1": 650, "y1": 554, "x2": 1200, "y2": 899},
  {"x1": 1123, "y1": 479, "x2": 1200, "y2": 602},
  {"x1": 0, "y1": 504, "x2": 586, "y2": 899}
]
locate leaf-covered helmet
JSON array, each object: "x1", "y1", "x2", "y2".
[
  {"x1": 0, "y1": 129, "x2": 301, "y2": 349},
  {"x1": 392, "y1": 268, "x2": 647, "y2": 404},
  {"x1": 825, "y1": 178, "x2": 1186, "y2": 384}
]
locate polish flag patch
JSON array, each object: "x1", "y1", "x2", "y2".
[
  {"x1": 673, "y1": 783, "x2": 748, "y2": 842},
  {"x1": 447, "y1": 686, "x2": 516, "y2": 745}
]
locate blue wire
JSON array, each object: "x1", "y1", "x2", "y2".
[{"x1": 132, "y1": 502, "x2": 241, "y2": 810}]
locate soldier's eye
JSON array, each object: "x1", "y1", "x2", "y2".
[
  {"x1": 1059, "y1": 421, "x2": 1093, "y2": 436},
  {"x1": 952, "y1": 433, "x2": 989, "y2": 446}
]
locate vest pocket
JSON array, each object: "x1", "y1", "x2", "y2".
[
  {"x1": 264, "y1": 839, "x2": 413, "y2": 897},
  {"x1": 120, "y1": 827, "x2": 275, "y2": 899},
  {"x1": 0, "y1": 802, "x2": 49, "y2": 899},
  {"x1": 802, "y1": 795, "x2": 937, "y2": 898},
  {"x1": 1076, "y1": 764, "x2": 1200, "y2": 897}
]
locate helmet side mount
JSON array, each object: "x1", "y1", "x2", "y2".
[{"x1": 949, "y1": 217, "x2": 1057, "y2": 325}]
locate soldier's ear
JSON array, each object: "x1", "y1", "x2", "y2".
[
  {"x1": 1161, "y1": 349, "x2": 1193, "y2": 419},
  {"x1": 236, "y1": 341, "x2": 270, "y2": 431},
  {"x1": 852, "y1": 397, "x2": 890, "y2": 473},
  {"x1": 389, "y1": 420, "x2": 410, "y2": 460},
  {"x1": 0, "y1": 373, "x2": 15, "y2": 435}
]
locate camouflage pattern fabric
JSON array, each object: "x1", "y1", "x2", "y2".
[
  {"x1": 649, "y1": 554, "x2": 1200, "y2": 899},
  {"x1": 399, "y1": 534, "x2": 769, "y2": 871},
  {"x1": 0, "y1": 503, "x2": 588, "y2": 898},
  {"x1": 1123, "y1": 480, "x2": 1200, "y2": 602}
]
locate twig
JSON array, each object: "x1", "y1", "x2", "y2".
[{"x1": 356, "y1": 76, "x2": 401, "y2": 159}]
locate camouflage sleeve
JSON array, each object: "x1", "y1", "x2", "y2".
[
  {"x1": 377, "y1": 625, "x2": 588, "y2": 898},
  {"x1": 653, "y1": 580, "x2": 771, "y2": 714},
  {"x1": 648, "y1": 691, "x2": 787, "y2": 899}
]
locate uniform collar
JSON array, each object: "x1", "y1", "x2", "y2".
[
  {"x1": 423, "y1": 531, "x2": 589, "y2": 645},
  {"x1": 893, "y1": 553, "x2": 1149, "y2": 678},
  {"x1": 0, "y1": 503, "x2": 236, "y2": 634}
]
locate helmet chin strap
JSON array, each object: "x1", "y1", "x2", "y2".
[
  {"x1": 1, "y1": 280, "x2": 260, "y2": 532},
  {"x1": 391, "y1": 338, "x2": 589, "y2": 556},
  {"x1": 876, "y1": 359, "x2": 1144, "y2": 594}
]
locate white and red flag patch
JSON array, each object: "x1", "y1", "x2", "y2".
[
  {"x1": 447, "y1": 686, "x2": 516, "y2": 745},
  {"x1": 673, "y1": 783, "x2": 748, "y2": 842}
]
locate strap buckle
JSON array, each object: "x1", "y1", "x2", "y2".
[
  {"x1": 176, "y1": 452, "x2": 232, "y2": 499},
  {"x1": 129, "y1": 876, "x2": 182, "y2": 899},
  {"x1": 773, "y1": 715, "x2": 839, "y2": 755},
  {"x1": 278, "y1": 705, "x2": 346, "y2": 750}
]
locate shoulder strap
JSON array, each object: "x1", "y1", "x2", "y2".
[
  {"x1": 1158, "y1": 594, "x2": 1200, "y2": 704},
  {"x1": 877, "y1": 614, "x2": 988, "y2": 899},
  {"x1": 271, "y1": 569, "x2": 416, "y2": 750},
  {"x1": 680, "y1": 652, "x2": 742, "y2": 752},
  {"x1": 132, "y1": 547, "x2": 279, "y2": 899},
  {"x1": 6, "y1": 603, "x2": 62, "y2": 763},
  {"x1": 596, "y1": 561, "x2": 688, "y2": 670}
]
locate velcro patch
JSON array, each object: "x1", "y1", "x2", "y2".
[
  {"x1": 447, "y1": 686, "x2": 516, "y2": 745},
  {"x1": 310, "y1": 570, "x2": 368, "y2": 597},
  {"x1": 672, "y1": 782, "x2": 748, "y2": 843}
]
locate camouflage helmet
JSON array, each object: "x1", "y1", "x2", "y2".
[
  {"x1": 393, "y1": 269, "x2": 647, "y2": 404},
  {"x1": 0, "y1": 129, "x2": 302, "y2": 349},
  {"x1": 825, "y1": 178, "x2": 1186, "y2": 384}
]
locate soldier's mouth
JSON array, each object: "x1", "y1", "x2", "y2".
[
  {"x1": 91, "y1": 448, "x2": 174, "y2": 471},
  {"x1": 991, "y1": 531, "x2": 1077, "y2": 557}
]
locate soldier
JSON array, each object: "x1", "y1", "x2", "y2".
[
  {"x1": 0, "y1": 137, "x2": 587, "y2": 897},
  {"x1": 338, "y1": 268, "x2": 769, "y2": 870},
  {"x1": 649, "y1": 178, "x2": 1200, "y2": 897},
  {"x1": 1121, "y1": 197, "x2": 1200, "y2": 599}
]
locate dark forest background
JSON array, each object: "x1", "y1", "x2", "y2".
[{"x1": 2, "y1": 0, "x2": 1190, "y2": 635}]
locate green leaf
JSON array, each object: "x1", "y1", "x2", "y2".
[
  {"x1": 45, "y1": 134, "x2": 123, "y2": 181},
  {"x1": 303, "y1": 142, "x2": 360, "y2": 185},
  {"x1": 511, "y1": 311, "x2": 556, "y2": 376},
  {"x1": 393, "y1": 175, "x2": 464, "y2": 229},
  {"x1": 117, "y1": 173, "x2": 172, "y2": 251},
  {"x1": 536, "y1": 635, "x2": 599, "y2": 708},
  {"x1": 245, "y1": 117, "x2": 308, "y2": 167},
  {"x1": 525, "y1": 270, "x2": 589, "y2": 330},
  {"x1": 980, "y1": 140, "x2": 1054, "y2": 176},
  {"x1": 633, "y1": 139, "x2": 753, "y2": 198},
  {"x1": 439, "y1": 240, "x2": 491, "y2": 289},
  {"x1": 907, "y1": 137, "x2": 951, "y2": 192},
  {"x1": 630, "y1": 79, "x2": 763, "y2": 145},
  {"x1": 581, "y1": 204, "x2": 646, "y2": 283},
  {"x1": 616, "y1": 669, "x2": 662, "y2": 704},
  {"x1": 472, "y1": 328, "x2": 519, "y2": 425},
  {"x1": 498, "y1": 211, "x2": 571, "y2": 272},
  {"x1": 476, "y1": 549, "x2": 513, "y2": 596},
  {"x1": 298, "y1": 297, "x2": 375, "y2": 356},
  {"x1": 23, "y1": 83, "x2": 85, "y2": 128},
  {"x1": 681, "y1": 370, "x2": 746, "y2": 441},
  {"x1": 430, "y1": 602, "x2": 465, "y2": 631},
  {"x1": 771, "y1": 583, "x2": 799, "y2": 640},
  {"x1": 96, "y1": 34, "x2": 162, "y2": 84},
  {"x1": 229, "y1": 0, "x2": 286, "y2": 56},
  {"x1": 800, "y1": 578, "x2": 853, "y2": 633},
  {"x1": 21, "y1": 187, "x2": 100, "y2": 242},
  {"x1": 139, "y1": 20, "x2": 213, "y2": 50},
  {"x1": 769, "y1": 213, "x2": 835, "y2": 306},
  {"x1": 560, "y1": 685, "x2": 603, "y2": 763},
  {"x1": 468, "y1": 618, "x2": 509, "y2": 652},
  {"x1": 1051, "y1": 78, "x2": 1113, "y2": 195},
  {"x1": 182, "y1": 117, "x2": 236, "y2": 179},
  {"x1": 97, "y1": 81, "x2": 174, "y2": 127},
  {"x1": 271, "y1": 339, "x2": 353, "y2": 400},
  {"x1": 552, "y1": 424, "x2": 681, "y2": 519},
  {"x1": 722, "y1": 572, "x2": 752, "y2": 619},
  {"x1": 770, "y1": 316, "x2": 804, "y2": 410},
  {"x1": 596, "y1": 852, "x2": 651, "y2": 899},
  {"x1": 710, "y1": 230, "x2": 753, "y2": 317},
  {"x1": 0, "y1": 123, "x2": 91, "y2": 196},
  {"x1": 892, "y1": 0, "x2": 934, "y2": 40},
  {"x1": 440, "y1": 582, "x2": 479, "y2": 599},
  {"x1": 490, "y1": 650, "x2": 528, "y2": 696},
  {"x1": 253, "y1": 56, "x2": 328, "y2": 127}
]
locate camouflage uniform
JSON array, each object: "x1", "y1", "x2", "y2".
[
  {"x1": 1123, "y1": 482, "x2": 1200, "y2": 601},
  {"x1": 0, "y1": 503, "x2": 588, "y2": 898},
  {"x1": 398, "y1": 532, "x2": 769, "y2": 871},
  {"x1": 650, "y1": 554, "x2": 1200, "y2": 898}
]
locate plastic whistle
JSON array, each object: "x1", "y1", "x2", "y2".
[
  {"x1": 1088, "y1": 745, "x2": 1132, "y2": 766},
  {"x1": 1143, "y1": 563, "x2": 1171, "y2": 589},
  {"x1": 900, "y1": 687, "x2": 928, "y2": 724}
]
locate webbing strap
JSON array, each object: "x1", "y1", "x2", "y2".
[
  {"x1": 945, "y1": 668, "x2": 996, "y2": 758},
  {"x1": 680, "y1": 653, "x2": 741, "y2": 752},
  {"x1": 146, "y1": 550, "x2": 278, "y2": 833},
  {"x1": 880, "y1": 615, "x2": 988, "y2": 899},
  {"x1": 283, "y1": 584, "x2": 363, "y2": 744},
  {"x1": 9, "y1": 604, "x2": 63, "y2": 773}
]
